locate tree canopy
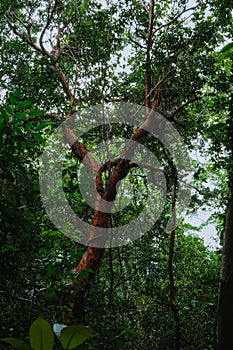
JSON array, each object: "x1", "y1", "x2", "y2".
[{"x1": 0, "y1": 1, "x2": 233, "y2": 349}]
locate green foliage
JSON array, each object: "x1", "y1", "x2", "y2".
[
  {"x1": 29, "y1": 318, "x2": 54, "y2": 350},
  {"x1": 205, "y1": 122, "x2": 227, "y2": 133},
  {"x1": 0, "y1": 339, "x2": 31, "y2": 350},
  {"x1": 1, "y1": 317, "x2": 92, "y2": 350},
  {"x1": 0, "y1": 1, "x2": 232, "y2": 349},
  {"x1": 221, "y1": 42, "x2": 233, "y2": 53},
  {"x1": 60, "y1": 325, "x2": 93, "y2": 349},
  {"x1": 82, "y1": 230, "x2": 219, "y2": 349}
]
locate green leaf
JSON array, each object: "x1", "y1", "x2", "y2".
[
  {"x1": 25, "y1": 122, "x2": 33, "y2": 131},
  {"x1": 41, "y1": 230, "x2": 50, "y2": 235},
  {"x1": 41, "y1": 230, "x2": 62, "y2": 237},
  {"x1": 205, "y1": 122, "x2": 226, "y2": 133},
  {"x1": 60, "y1": 325, "x2": 93, "y2": 349},
  {"x1": 220, "y1": 42, "x2": 233, "y2": 53},
  {"x1": 9, "y1": 93, "x2": 17, "y2": 105},
  {"x1": 35, "y1": 123, "x2": 48, "y2": 131},
  {"x1": 29, "y1": 109, "x2": 44, "y2": 117},
  {"x1": 33, "y1": 133, "x2": 44, "y2": 142},
  {"x1": 18, "y1": 100, "x2": 31, "y2": 108},
  {"x1": 16, "y1": 112, "x2": 27, "y2": 119},
  {"x1": 29, "y1": 317, "x2": 54, "y2": 350},
  {"x1": 0, "y1": 338, "x2": 31, "y2": 350}
]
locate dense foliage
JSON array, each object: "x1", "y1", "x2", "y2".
[{"x1": 0, "y1": 0, "x2": 232, "y2": 349}]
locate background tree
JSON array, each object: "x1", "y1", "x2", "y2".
[{"x1": 214, "y1": 40, "x2": 233, "y2": 349}]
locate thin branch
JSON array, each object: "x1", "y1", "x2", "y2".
[
  {"x1": 135, "y1": 26, "x2": 147, "y2": 40},
  {"x1": 143, "y1": 75, "x2": 163, "y2": 106},
  {"x1": 65, "y1": 126, "x2": 105, "y2": 203},
  {"x1": 153, "y1": 5, "x2": 200, "y2": 35},
  {"x1": 54, "y1": 62, "x2": 79, "y2": 109},
  {"x1": 166, "y1": 95, "x2": 202, "y2": 120},
  {"x1": 125, "y1": 74, "x2": 163, "y2": 146},
  {"x1": 0, "y1": 290, "x2": 36, "y2": 304},
  {"x1": 5, "y1": 14, "x2": 46, "y2": 56},
  {"x1": 129, "y1": 160, "x2": 163, "y2": 172},
  {"x1": 42, "y1": 113, "x2": 62, "y2": 120},
  {"x1": 22, "y1": 113, "x2": 62, "y2": 126},
  {"x1": 139, "y1": 0, "x2": 149, "y2": 14},
  {"x1": 61, "y1": 49, "x2": 78, "y2": 64},
  {"x1": 144, "y1": 0, "x2": 155, "y2": 108},
  {"x1": 151, "y1": 69, "x2": 164, "y2": 111},
  {"x1": 39, "y1": 0, "x2": 58, "y2": 54},
  {"x1": 99, "y1": 157, "x2": 165, "y2": 177},
  {"x1": 128, "y1": 33, "x2": 146, "y2": 49}
]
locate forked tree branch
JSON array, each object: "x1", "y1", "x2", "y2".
[
  {"x1": 5, "y1": 14, "x2": 48, "y2": 57},
  {"x1": 5, "y1": 6, "x2": 79, "y2": 112},
  {"x1": 39, "y1": 0, "x2": 56, "y2": 53}
]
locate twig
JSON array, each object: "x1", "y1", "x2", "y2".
[
  {"x1": 128, "y1": 33, "x2": 146, "y2": 49},
  {"x1": 153, "y1": 5, "x2": 200, "y2": 35},
  {"x1": 139, "y1": 0, "x2": 149, "y2": 14},
  {"x1": 5, "y1": 13, "x2": 47, "y2": 57},
  {"x1": 0, "y1": 290, "x2": 36, "y2": 304},
  {"x1": 144, "y1": 0, "x2": 155, "y2": 108},
  {"x1": 166, "y1": 95, "x2": 201, "y2": 120},
  {"x1": 39, "y1": 0, "x2": 58, "y2": 54}
]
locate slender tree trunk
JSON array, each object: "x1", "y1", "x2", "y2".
[
  {"x1": 216, "y1": 90, "x2": 233, "y2": 349},
  {"x1": 168, "y1": 166, "x2": 180, "y2": 350},
  {"x1": 216, "y1": 194, "x2": 233, "y2": 349}
]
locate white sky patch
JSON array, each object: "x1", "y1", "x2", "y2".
[{"x1": 186, "y1": 146, "x2": 220, "y2": 249}]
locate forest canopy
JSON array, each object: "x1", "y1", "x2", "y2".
[{"x1": 0, "y1": 0, "x2": 233, "y2": 349}]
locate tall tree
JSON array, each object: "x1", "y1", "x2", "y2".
[
  {"x1": 216, "y1": 40, "x2": 233, "y2": 349},
  {"x1": 1, "y1": 1, "x2": 231, "y2": 340}
]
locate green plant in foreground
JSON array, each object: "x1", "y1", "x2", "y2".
[{"x1": 0, "y1": 317, "x2": 93, "y2": 350}]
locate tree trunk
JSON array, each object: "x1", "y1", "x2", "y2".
[
  {"x1": 216, "y1": 193, "x2": 233, "y2": 349},
  {"x1": 216, "y1": 90, "x2": 233, "y2": 349}
]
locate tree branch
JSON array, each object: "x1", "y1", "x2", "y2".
[
  {"x1": 166, "y1": 95, "x2": 201, "y2": 120},
  {"x1": 153, "y1": 5, "x2": 200, "y2": 35},
  {"x1": 64, "y1": 127, "x2": 97, "y2": 167},
  {"x1": 139, "y1": 0, "x2": 149, "y2": 14},
  {"x1": 5, "y1": 7, "x2": 79, "y2": 112},
  {"x1": 5, "y1": 13, "x2": 47, "y2": 57},
  {"x1": 128, "y1": 32, "x2": 146, "y2": 49},
  {"x1": 0, "y1": 290, "x2": 36, "y2": 304},
  {"x1": 39, "y1": 0, "x2": 58, "y2": 54},
  {"x1": 144, "y1": 0, "x2": 155, "y2": 108}
]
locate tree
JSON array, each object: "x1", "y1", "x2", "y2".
[
  {"x1": 215, "y1": 41, "x2": 233, "y2": 349},
  {"x1": 0, "y1": 1, "x2": 232, "y2": 348}
]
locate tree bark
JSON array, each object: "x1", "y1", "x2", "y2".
[
  {"x1": 216, "y1": 89, "x2": 233, "y2": 349},
  {"x1": 216, "y1": 194, "x2": 233, "y2": 349}
]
